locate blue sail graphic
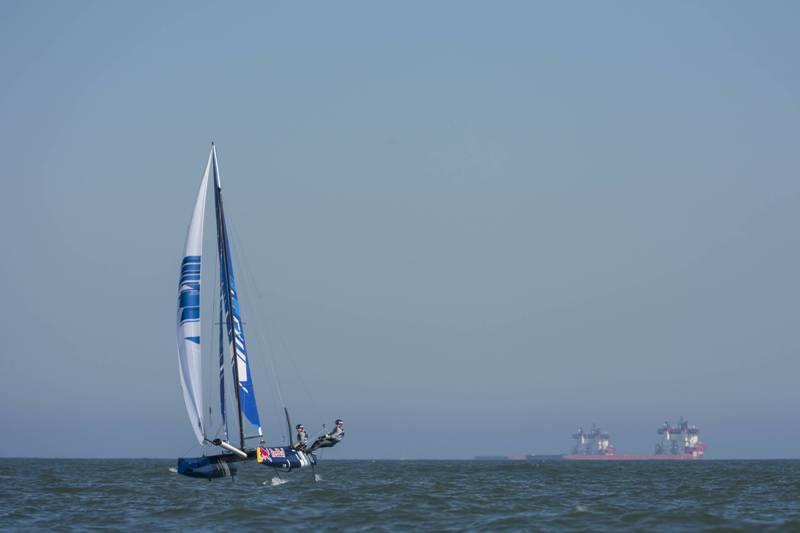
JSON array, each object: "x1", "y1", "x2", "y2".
[
  {"x1": 219, "y1": 219, "x2": 262, "y2": 431},
  {"x1": 211, "y1": 145, "x2": 262, "y2": 439}
]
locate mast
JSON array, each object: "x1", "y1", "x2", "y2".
[
  {"x1": 218, "y1": 291, "x2": 228, "y2": 441},
  {"x1": 211, "y1": 144, "x2": 246, "y2": 450}
]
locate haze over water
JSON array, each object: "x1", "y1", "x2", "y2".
[{"x1": 1, "y1": 1, "x2": 800, "y2": 463}]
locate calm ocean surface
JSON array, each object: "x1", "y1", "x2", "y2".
[{"x1": 1, "y1": 458, "x2": 799, "y2": 531}]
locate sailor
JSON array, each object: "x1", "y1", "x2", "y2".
[
  {"x1": 293, "y1": 424, "x2": 308, "y2": 450},
  {"x1": 308, "y1": 419, "x2": 345, "y2": 452},
  {"x1": 330, "y1": 419, "x2": 345, "y2": 442}
]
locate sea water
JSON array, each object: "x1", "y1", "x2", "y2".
[{"x1": 1, "y1": 458, "x2": 799, "y2": 530}]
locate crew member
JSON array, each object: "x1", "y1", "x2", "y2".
[
  {"x1": 308, "y1": 419, "x2": 345, "y2": 452},
  {"x1": 293, "y1": 423, "x2": 308, "y2": 450}
]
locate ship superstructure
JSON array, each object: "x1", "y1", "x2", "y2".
[
  {"x1": 563, "y1": 418, "x2": 705, "y2": 461},
  {"x1": 571, "y1": 425, "x2": 615, "y2": 456},
  {"x1": 655, "y1": 417, "x2": 705, "y2": 457}
]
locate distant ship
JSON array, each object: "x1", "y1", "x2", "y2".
[{"x1": 562, "y1": 418, "x2": 705, "y2": 461}]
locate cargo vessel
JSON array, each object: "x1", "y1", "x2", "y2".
[{"x1": 562, "y1": 418, "x2": 705, "y2": 461}]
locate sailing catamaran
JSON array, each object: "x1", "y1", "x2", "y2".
[{"x1": 175, "y1": 144, "x2": 326, "y2": 479}]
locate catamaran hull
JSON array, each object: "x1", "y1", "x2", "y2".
[
  {"x1": 177, "y1": 452, "x2": 252, "y2": 479},
  {"x1": 257, "y1": 446, "x2": 316, "y2": 471}
]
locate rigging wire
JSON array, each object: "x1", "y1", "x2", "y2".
[
  {"x1": 226, "y1": 216, "x2": 327, "y2": 423},
  {"x1": 208, "y1": 247, "x2": 229, "y2": 447},
  {"x1": 180, "y1": 440, "x2": 202, "y2": 459},
  {"x1": 203, "y1": 227, "x2": 234, "y2": 445},
  {"x1": 225, "y1": 218, "x2": 291, "y2": 439}
]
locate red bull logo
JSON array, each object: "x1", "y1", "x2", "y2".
[
  {"x1": 269, "y1": 448, "x2": 286, "y2": 458},
  {"x1": 257, "y1": 447, "x2": 291, "y2": 465},
  {"x1": 257, "y1": 447, "x2": 288, "y2": 463},
  {"x1": 256, "y1": 447, "x2": 271, "y2": 463}
]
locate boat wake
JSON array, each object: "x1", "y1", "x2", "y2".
[
  {"x1": 314, "y1": 474, "x2": 323, "y2": 482},
  {"x1": 264, "y1": 477, "x2": 289, "y2": 487},
  {"x1": 168, "y1": 467, "x2": 178, "y2": 474}
]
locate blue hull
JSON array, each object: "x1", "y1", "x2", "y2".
[
  {"x1": 177, "y1": 447, "x2": 315, "y2": 479},
  {"x1": 257, "y1": 446, "x2": 316, "y2": 471},
  {"x1": 177, "y1": 453, "x2": 249, "y2": 479}
]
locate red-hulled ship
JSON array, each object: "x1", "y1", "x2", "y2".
[{"x1": 562, "y1": 418, "x2": 705, "y2": 461}]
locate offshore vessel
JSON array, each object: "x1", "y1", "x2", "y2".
[{"x1": 562, "y1": 418, "x2": 705, "y2": 461}]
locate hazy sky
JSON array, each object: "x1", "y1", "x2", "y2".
[{"x1": 1, "y1": 1, "x2": 799, "y2": 459}]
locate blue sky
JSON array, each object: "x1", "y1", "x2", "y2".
[{"x1": 1, "y1": 1, "x2": 799, "y2": 459}]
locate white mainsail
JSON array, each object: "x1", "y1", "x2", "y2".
[{"x1": 176, "y1": 150, "x2": 212, "y2": 444}]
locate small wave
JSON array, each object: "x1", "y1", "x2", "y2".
[
  {"x1": 168, "y1": 467, "x2": 178, "y2": 473},
  {"x1": 314, "y1": 474, "x2": 323, "y2": 482},
  {"x1": 264, "y1": 476, "x2": 288, "y2": 486},
  {"x1": 575, "y1": 505, "x2": 588, "y2": 513}
]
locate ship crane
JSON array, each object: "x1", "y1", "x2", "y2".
[
  {"x1": 571, "y1": 424, "x2": 614, "y2": 455},
  {"x1": 656, "y1": 417, "x2": 705, "y2": 457}
]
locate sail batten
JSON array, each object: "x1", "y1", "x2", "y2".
[{"x1": 176, "y1": 151, "x2": 213, "y2": 445}]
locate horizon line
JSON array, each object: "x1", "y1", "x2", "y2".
[{"x1": 2, "y1": 456, "x2": 799, "y2": 461}]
